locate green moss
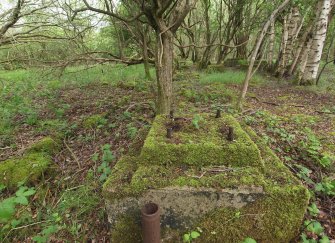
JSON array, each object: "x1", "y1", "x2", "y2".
[
  {"x1": 110, "y1": 215, "x2": 142, "y2": 243},
  {"x1": 103, "y1": 156, "x2": 138, "y2": 199},
  {"x1": 26, "y1": 137, "x2": 61, "y2": 155},
  {"x1": 139, "y1": 114, "x2": 263, "y2": 167},
  {"x1": 197, "y1": 185, "x2": 309, "y2": 242},
  {"x1": 82, "y1": 114, "x2": 107, "y2": 129},
  {"x1": 0, "y1": 152, "x2": 52, "y2": 188}
]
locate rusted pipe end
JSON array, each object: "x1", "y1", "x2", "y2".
[
  {"x1": 167, "y1": 128, "x2": 173, "y2": 139},
  {"x1": 169, "y1": 110, "x2": 174, "y2": 119},
  {"x1": 215, "y1": 109, "x2": 221, "y2": 118},
  {"x1": 227, "y1": 126, "x2": 234, "y2": 141},
  {"x1": 141, "y1": 202, "x2": 161, "y2": 243}
]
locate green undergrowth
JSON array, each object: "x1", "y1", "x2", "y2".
[
  {"x1": 0, "y1": 64, "x2": 153, "y2": 148},
  {"x1": 199, "y1": 69, "x2": 266, "y2": 85}
]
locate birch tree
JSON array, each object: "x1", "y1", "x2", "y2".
[{"x1": 300, "y1": 0, "x2": 332, "y2": 84}]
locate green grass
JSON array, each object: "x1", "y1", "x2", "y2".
[
  {"x1": 0, "y1": 64, "x2": 154, "y2": 147},
  {"x1": 199, "y1": 69, "x2": 265, "y2": 85}
]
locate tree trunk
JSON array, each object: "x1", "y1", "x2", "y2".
[
  {"x1": 301, "y1": 0, "x2": 331, "y2": 84},
  {"x1": 276, "y1": 14, "x2": 289, "y2": 76},
  {"x1": 142, "y1": 29, "x2": 152, "y2": 80},
  {"x1": 238, "y1": 0, "x2": 291, "y2": 110},
  {"x1": 267, "y1": 20, "x2": 275, "y2": 67},
  {"x1": 288, "y1": 24, "x2": 312, "y2": 75},
  {"x1": 155, "y1": 31, "x2": 174, "y2": 114}
]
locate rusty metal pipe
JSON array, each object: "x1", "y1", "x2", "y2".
[
  {"x1": 167, "y1": 128, "x2": 173, "y2": 139},
  {"x1": 141, "y1": 202, "x2": 161, "y2": 243},
  {"x1": 215, "y1": 109, "x2": 221, "y2": 118},
  {"x1": 227, "y1": 126, "x2": 234, "y2": 141}
]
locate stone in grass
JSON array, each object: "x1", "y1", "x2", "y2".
[
  {"x1": 0, "y1": 136, "x2": 61, "y2": 188},
  {"x1": 139, "y1": 114, "x2": 263, "y2": 167},
  {"x1": 103, "y1": 120, "x2": 309, "y2": 242},
  {"x1": 26, "y1": 136, "x2": 61, "y2": 155},
  {"x1": 0, "y1": 153, "x2": 52, "y2": 188}
]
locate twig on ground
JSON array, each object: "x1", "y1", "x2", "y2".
[{"x1": 64, "y1": 139, "x2": 81, "y2": 169}]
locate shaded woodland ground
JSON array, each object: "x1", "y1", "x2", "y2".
[{"x1": 0, "y1": 63, "x2": 334, "y2": 242}]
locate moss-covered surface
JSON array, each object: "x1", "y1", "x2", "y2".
[
  {"x1": 26, "y1": 136, "x2": 61, "y2": 155},
  {"x1": 139, "y1": 114, "x2": 263, "y2": 167},
  {"x1": 82, "y1": 114, "x2": 107, "y2": 129},
  {"x1": 0, "y1": 152, "x2": 52, "y2": 188},
  {"x1": 193, "y1": 125, "x2": 310, "y2": 243},
  {"x1": 103, "y1": 121, "x2": 309, "y2": 242},
  {"x1": 0, "y1": 136, "x2": 61, "y2": 188}
]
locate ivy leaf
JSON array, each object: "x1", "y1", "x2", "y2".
[
  {"x1": 190, "y1": 231, "x2": 201, "y2": 239},
  {"x1": 0, "y1": 198, "x2": 16, "y2": 222},
  {"x1": 242, "y1": 238, "x2": 257, "y2": 243},
  {"x1": 22, "y1": 188, "x2": 36, "y2": 197},
  {"x1": 15, "y1": 196, "x2": 29, "y2": 205},
  {"x1": 15, "y1": 186, "x2": 28, "y2": 197},
  {"x1": 32, "y1": 235, "x2": 47, "y2": 243},
  {"x1": 320, "y1": 236, "x2": 330, "y2": 243},
  {"x1": 183, "y1": 233, "x2": 191, "y2": 243},
  {"x1": 11, "y1": 219, "x2": 21, "y2": 228}
]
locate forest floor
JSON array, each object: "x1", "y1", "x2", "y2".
[{"x1": 0, "y1": 64, "x2": 334, "y2": 242}]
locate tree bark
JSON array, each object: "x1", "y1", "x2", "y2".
[
  {"x1": 267, "y1": 19, "x2": 275, "y2": 67},
  {"x1": 142, "y1": 26, "x2": 152, "y2": 80},
  {"x1": 301, "y1": 0, "x2": 331, "y2": 84},
  {"x1": 155, "y1": 31, "x2": 174, "y2": 114}
]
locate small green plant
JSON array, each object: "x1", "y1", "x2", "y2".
[
  {"x1": 315, "y1": 178, "x2": 335, "y2": 196},
  {"x1": 242, "y1": 238, "x2": 257, "y2": 243},
  {"x1": 127, "y1": 124, "x2": 138, "y2": 139},
  {"x1": 0, "y1": 186, "x2": 36, "y2": 224},
  {"x1": 33, "y1": 224, "x2": 60, "y2": 243},
  {"x1": 295, "y1": 164, "x2": 314, "y2": 185},
  {"x1": 308, "y1": 203, "x2": 320, "y2": 216},
  {"x1": 183, "y1": 229, "x2": 201, "y2": 242},
  {"x1": 96, "y1": 144, "x2": 115, "y2": 182},
  {"x1": 305, "y1": 220, "x2": 324, "y2": 235},
  {"x1": 192, "y1": 114, "x2": 203, "y2": 130}
]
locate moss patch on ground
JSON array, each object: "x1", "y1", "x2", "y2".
[
  {"x1": 139, "y1": 114, "x2": 262, "y2": 167},
  {"x1": 82, "y1": 114, "x2": 107, "y2": 129},
  {"x1": 26, "y1": 136, "x2": 61, "y2": 155},
  {"x1": 0, "y1": 153, "x2": 52, "y2": 188},
  {"x1": 0, "y1": 136, "x2": 61, "y2": 188}
]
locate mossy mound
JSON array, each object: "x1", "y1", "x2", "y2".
[
  {"x1": 103, "y1": 118, "x2": 309, "y2": 243},
  {"x1": 82, "y1": 114, "x2": 107, "y2": 129},
  {"x1": 26, "y1": 136, "x2": 61, "y2": 155},
  {"x1": 139, "y1": 114, "x2": 263, "y2": 167},
  {"x1": 0, "y1": 153, "x2": 52, "y2": 188},
  {"x1": 0, "y1": 136, "x2": 61, "y2": 188}
]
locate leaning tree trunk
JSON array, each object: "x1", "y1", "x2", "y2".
[
  {"x1": 301, "y1": 0, "x2": 331, "y2": 85},
  {"x1": 238, "y1": 0, "x2": 291, "y2": 110},
  {"x1": 155, "y1": 31, "x2": 174, "y2": 114},
  {"x1": 276, "y1": 14, "x2": 289, "y2": 76},
  {"x1": 267, "y1": 20, "x2": 275, "y2": 68}
]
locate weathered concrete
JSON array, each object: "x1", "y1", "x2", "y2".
[{"x1": 106, "y1": 186, "x2": 264, "y2": 228}]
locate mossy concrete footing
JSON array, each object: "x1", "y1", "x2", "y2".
[{"x1": 103, "y1": 114, "x2": 309, "y2": 242}]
